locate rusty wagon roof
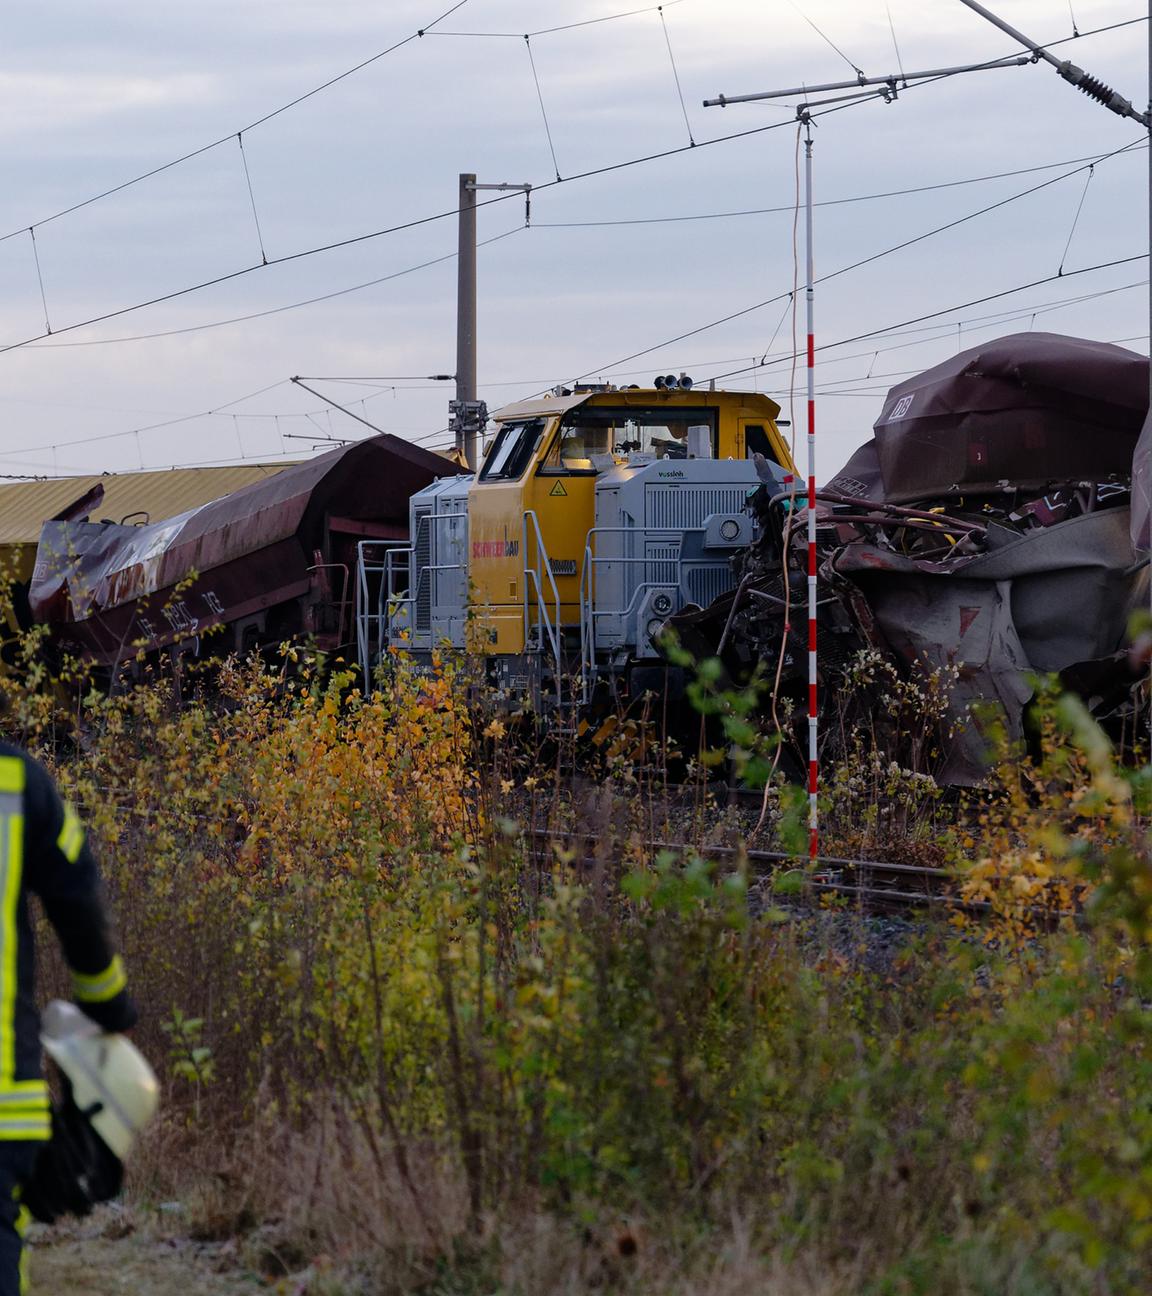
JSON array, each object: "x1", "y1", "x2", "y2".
[{"x1": 0, "y1": 463, "x2": 298, "y2": 547}]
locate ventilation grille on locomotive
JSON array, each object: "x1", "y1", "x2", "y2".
[
  {"x1": 647, "y1": 485, "x2": 749, "y2": 532},
  {"x1": 412, "y1": 505, "x2": 434, "y2": 634}
]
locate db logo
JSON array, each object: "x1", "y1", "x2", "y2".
[{"x1": 887, "y1": 395, "x2": 915, "y2": 421}]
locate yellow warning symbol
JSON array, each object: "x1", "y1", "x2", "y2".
[{"x1": 549, "y1": 480, "x2": 568, "y2": 497}]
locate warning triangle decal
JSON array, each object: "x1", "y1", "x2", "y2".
[{"x1": 549, "y1": 480, "x2": 568, "y2": 497}]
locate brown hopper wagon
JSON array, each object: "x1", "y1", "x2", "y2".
[{"x1": 29, "y1": 434, "x2": 453, "y2": 678}]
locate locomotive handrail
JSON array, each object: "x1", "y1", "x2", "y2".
[
  {"x1": 375, "y1": 509, "x2": 469, "y2": 654},
  {"x1": 579, "y1": 523, "x2": 726, "y2": 702},
  {"x1": 522, "y1": 510, "x2": 563, "y2": 698},
  {"x1": 356, "y1": 539, "x2": 396, "y2": 686}
]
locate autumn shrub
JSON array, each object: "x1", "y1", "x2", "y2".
[{"x1": 3, "y1": 638, "x2": 1152, "y2": 1292}]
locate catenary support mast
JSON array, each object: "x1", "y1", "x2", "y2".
[
  {"x1": 802, "y1": 117, "x2": 819, "y2": 859},
  {"x1": 454, "y1": 173, "x2": 477, "y2": 468},
  {"x1": 452, "y1": 174, "x2": 531, "y2": 470}
]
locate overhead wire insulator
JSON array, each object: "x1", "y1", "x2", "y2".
[{"x1": 1058, "y1": 63, "x2": 1136, "y2": 119}]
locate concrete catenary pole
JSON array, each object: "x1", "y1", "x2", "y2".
[
  {"x1": 455, "y1": 172, "x2": 478, "y2": 469},
  {"x1": 452, "y1": 175, "x2": 531, "y2": 471}
]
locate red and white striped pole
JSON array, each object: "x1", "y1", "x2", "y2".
[{"x1": 802, "y1": 116, "x2": 819, "y2": 862}]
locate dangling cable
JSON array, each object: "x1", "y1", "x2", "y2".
[
  {"x1": 28, "y1": 228, "x2": 51, "y2": 334},
  {"x1": 237, "y1": 133, "x2": 269, "y2": 265},
  {"x1": 756, "y1": 123, "x2": 804, "y2": 835},
  {"x1": 525, "y1": 37, "x2": 561, "y2": 181},
  {"x1": 1067, "y1": 0, "x2": 1080, "y2": 37},
  {"x1": 1057, "y1": 162, "x2": 1094, "y2": 274},
  {"x1": 658, "y1": 6, "x2": 695, "y2": 146}
]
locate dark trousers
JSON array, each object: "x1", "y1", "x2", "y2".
[{"x1": 0, "y1": 1146, "x2": 38, "y2": 1296}]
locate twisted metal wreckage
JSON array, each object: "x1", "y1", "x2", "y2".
[{"x1": 664, "y1": 333, "x2": 1151, "y2": 784}]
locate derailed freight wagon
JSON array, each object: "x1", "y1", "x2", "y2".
[
  {"x1": 663, "y1": 333, "x2": 1151, "y2": 783},
  {"x1": 30, "y1": 434, "x2": 453, "y2": 678}
]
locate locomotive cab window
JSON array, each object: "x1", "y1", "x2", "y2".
[
  {"x1": 539, "y1": 407, "x2": 718, "y2": 474},
  {"x1": 744, "y1": 424, "x2": 777, "y2": 460},
  {"x1": 479, "y1": 419, "x2": 545, "y2": 481}
]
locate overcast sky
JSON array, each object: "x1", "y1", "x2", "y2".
[{"x1": 0, "y1": 0, "x2": 1146, "y2": 485}]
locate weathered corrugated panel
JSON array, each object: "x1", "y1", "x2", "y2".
[{"x1": 0, "y1": 464, "x2": 297, "y2": 546}]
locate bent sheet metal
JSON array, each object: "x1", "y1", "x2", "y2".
[{"x1": 664, "y1": 332, "x2": 1150, "y2": 784}]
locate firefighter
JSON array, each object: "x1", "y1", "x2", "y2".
[{"x1": 0, "y1": 739, "x2": 147, "y2": 1295}]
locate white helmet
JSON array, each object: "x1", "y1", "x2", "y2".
[{"x1": 40, "y1": 1000, "x2": 160, "y2": 1161}]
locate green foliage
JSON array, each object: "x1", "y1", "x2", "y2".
[
  {"x1": 162, "y1": 1009, "x2": 215, "y2": 1087},
  {"x1": 3, "y1": 619, "x2": 1151, "y2": 1291}
]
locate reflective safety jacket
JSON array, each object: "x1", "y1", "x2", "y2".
[{"x1": 0, "y1": 743, "x2": 136, "y2": 1142}]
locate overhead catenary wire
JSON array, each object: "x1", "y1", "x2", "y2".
[
  {"x1": 885, "y1": 2, "x2": 908, "y2": 85},
  {"x1": 428, "y1": 0, "x2": 689, "y2": 39},
  {"x1": 30, "y1": 142, "x2": 1143, "y2": 354},
  {"x1": 0, "y1": 0, "x2": 472, "y2": 250},
  {"x1": 29, "y1": 227, "x2": 524, "y2": 350},
  {"x1": 702, "y1": 252, "x2": 1148, "y2": 385},
  {"x1": 531, "y1": 144, "x2": 1148, "y2": 228},
  {"x1": 283, "y1": 276, "x2": 1150, "y2": 399},
  {"x1": 659, "y1": 5, "x2": 695, "y2": 146},
  {"x1": 11, "y1": 6, "x2": 1150, "y2": 476},
  {"x1": 0, "y1": 378, "x2": 390, "y2": 463},
  {"x1": 28, "y1": 229, "x2": 51, "y2": 334},
  {"x1": 0, "y1": 10, "x2": 1142, "y2": 363},
  {"x1": 290, "y1": 378, "x2": 389, "y2": 438},
  {"x1": 0, "y1": 114, "x2": 816, "y2": 359},
  {"x1": 557, "y1": 135, "x2": 1143, "y2": 389},
  {"x1": 1058, "y1": 163, "x2": 1095, "y2": 274},
  {"x1": 237, "y1": 133, "x2": 269, "y2": 266},
  {"x1": 320, "y1": 270, "x2": 1152, "y2": 387},
  {"x1": 525, "y1": 36, "x2": 563, "y2": 181},
  {"x1": 787, "y1": 0, "x2": 866, "y2": 77}
]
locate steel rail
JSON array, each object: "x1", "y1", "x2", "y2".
[{"x1": 524, "y1": 828, "x2": 1079, "y2": 921}]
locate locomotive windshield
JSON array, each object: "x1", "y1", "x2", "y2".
[
  {"x1": 479, "y1": 418, "x2": 545, "y2": 481},
  {"x1": 541, "y1": 406, "x2": 718, "y2": 473}
]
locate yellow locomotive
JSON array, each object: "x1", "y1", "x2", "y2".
[{"x1": 357, "y1": 377, "x2": 795, "y2": 705}]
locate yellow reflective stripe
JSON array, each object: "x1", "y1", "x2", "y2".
[
  {"x1": 0, "y1": 1113, "x2": 49, "y2": 1130},
  {"x1": 0, "y1": 1086, "x2": 49, "y2": 1112},
  {"x1": 0, "y1": 804, "x2": 22, "y2": 1088},
  {"x1": 73, "y1": 955, "x2": 126, "y2": 1003},
  {"x1": 0, "y1": 1081, "x2": 49, "y2": 1097},
  {"x1": 0, "y1": 760, "x2": 23, "y2": 796},
  {"x1": 0, "y1": 1092, "x2": 48, "y2": 1109},
  {"x1": 0, "y1": 1124, "x2": 50, "y2": 1142},
  {"x1": 56, "y1": 803, "x2": 85, "y2": 863}
]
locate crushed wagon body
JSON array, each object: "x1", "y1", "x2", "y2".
[
  {"x1": 665, "y1": 333, "x2": 1150, "y2": 783},
  {"x1": 29, "y1": 434, "x2": 453, "y2": 672}
]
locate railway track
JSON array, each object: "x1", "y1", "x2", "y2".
[{"x1": 527, "y1": 829, "x2": 1032, "y2": 920}]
